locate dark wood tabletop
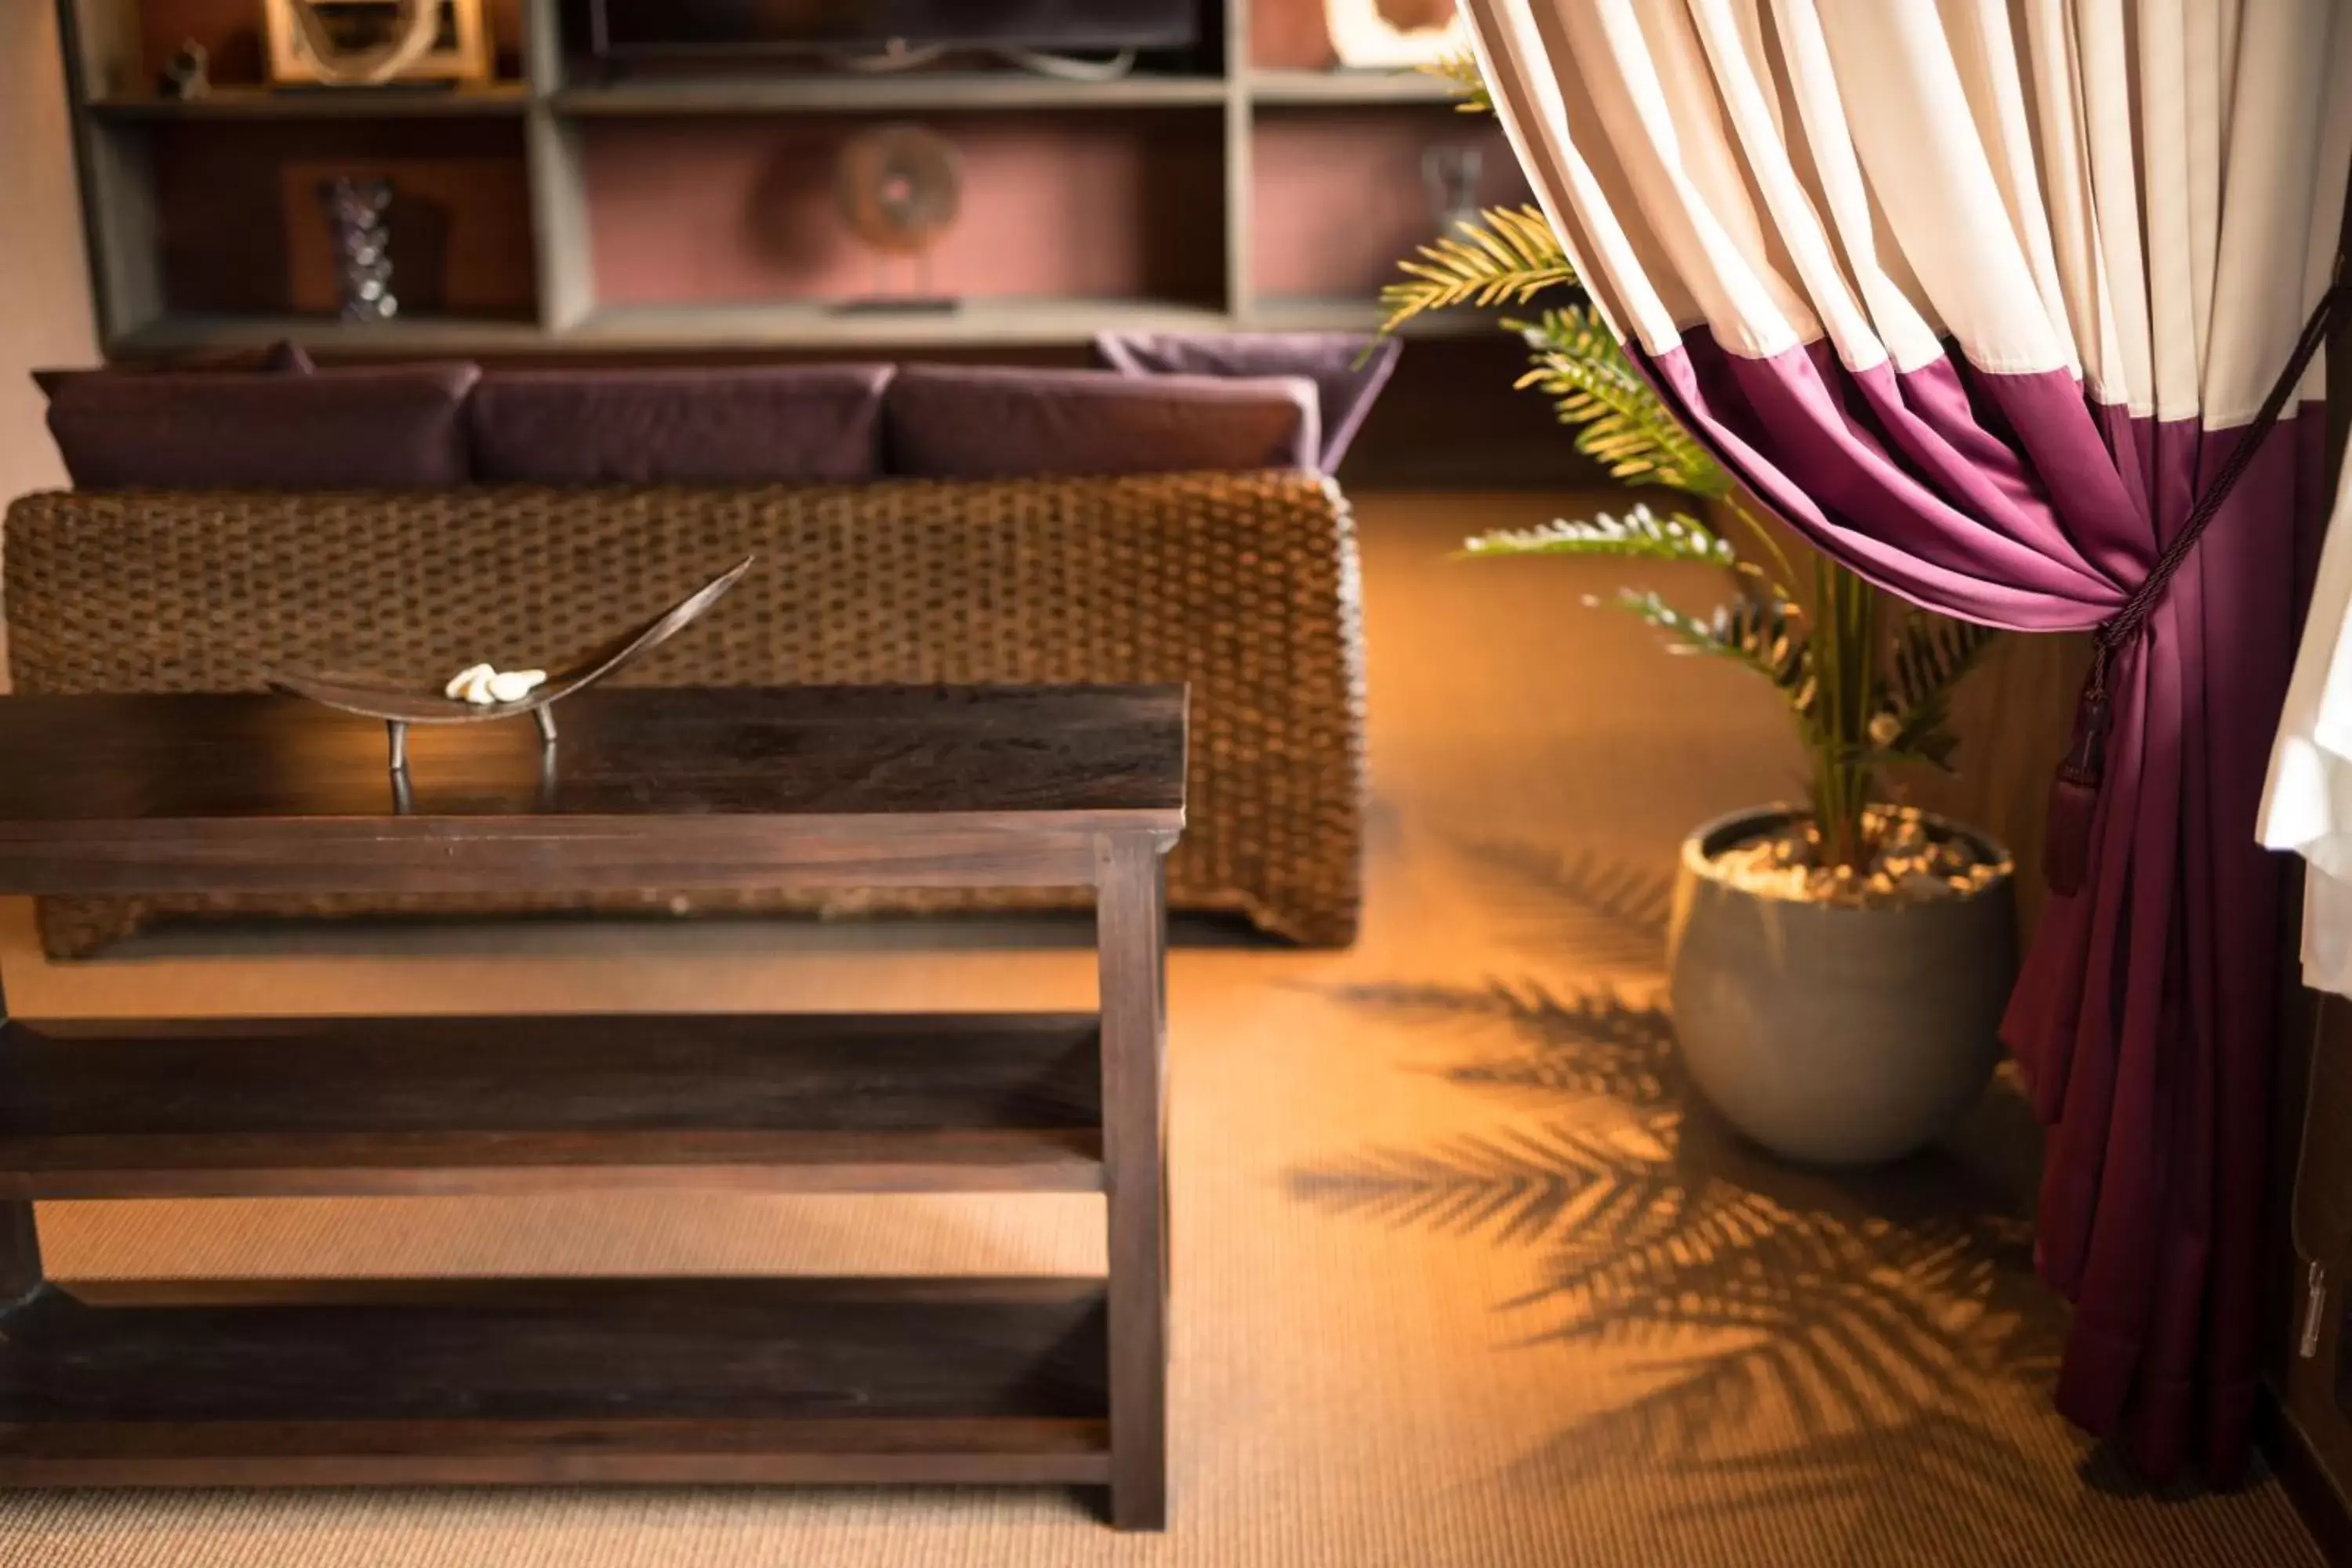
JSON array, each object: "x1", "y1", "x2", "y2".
[{"x1": 0, "y1": 685, "x2": 1187, "y2": 896}]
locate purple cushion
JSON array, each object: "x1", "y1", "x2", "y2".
[
  {"x1": 44, "y1": 362, "x2": 479, "y2": 489},
  {"x1": 469, "y1": 365, "x2": 896, "y2": 485},
  {"x1": 1092, "y1": 332, "x2": 1402, "y2": 471},
  {"x1": 886, "y1": 365, "x2": 1319, "y2": 480},
  {"x1": 31, "y1": 339, "x2": 316, "y2": 403},
  {"x1": 258, "y1": 340, "x2": 318, "y2": 374}
]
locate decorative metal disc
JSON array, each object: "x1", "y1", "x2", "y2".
[{"x1": 835, "y1": 124, "x2": 964, "y2": 259}]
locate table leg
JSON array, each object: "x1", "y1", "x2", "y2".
[
  {"x1": 0, "y1": 975, "x2": 38, "y2": 1307},
  {"x1": 1096, "y1": 833, "x2": 1170, "y2": 1531},
  {"x1": 0, "y1": 1203, "x2": 35, "y2": 1309}
]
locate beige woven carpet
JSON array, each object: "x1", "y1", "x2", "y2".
[{"x1": 0, "y1": 495, "x2": 2318, "y2": 1566}]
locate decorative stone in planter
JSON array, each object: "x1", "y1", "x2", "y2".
[{"x1": 1666, "y1": 805, "x2": 2018, "y2": 1167}]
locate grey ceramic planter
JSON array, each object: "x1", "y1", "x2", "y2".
[{"x1": 1665, "y1": 806, "x2": 2018, "y2": 1167}]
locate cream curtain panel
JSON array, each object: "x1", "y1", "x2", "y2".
[
  {"x1": 2267, "y1": 448, "x2": 2352, "y2": 996},
  {"x1": 1459, "y1": 0, "x2": 2352, "y2": 1480}
]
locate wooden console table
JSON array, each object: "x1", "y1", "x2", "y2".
[{"x1": 0, "y1": 686, "x2": 1183, "y2": 1530}]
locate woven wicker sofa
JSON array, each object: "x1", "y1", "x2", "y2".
[{"x1": 3, "y1": 473, "x2": 1366, "y2": 958}]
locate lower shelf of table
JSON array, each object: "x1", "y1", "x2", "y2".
[
  {"x1": 0, "y1": 1011, "x2": 1104, "y2": 1198},
  {"x1": 0, "y1": 1276, "x2": 1111, "y2": 1487}
]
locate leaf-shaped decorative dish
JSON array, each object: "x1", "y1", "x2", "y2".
[{"x1": 267, "y1": 557, "x2": 754, "y2": 771}]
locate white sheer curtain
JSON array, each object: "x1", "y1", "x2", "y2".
[{"x1": 2265, "y1": 445, "x2": 2352, "y2": 996}]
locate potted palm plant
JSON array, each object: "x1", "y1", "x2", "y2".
[{"x1": 1385, "y1": 99, "x2": 2016, "y2": 1166}]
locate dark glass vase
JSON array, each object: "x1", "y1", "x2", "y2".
[{"x1": 318, "y1": 176, "x2": 397, "y2": 323}]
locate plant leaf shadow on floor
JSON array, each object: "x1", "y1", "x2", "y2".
[
  {"x1": 1446, "y1": 837, "x2": 1676, "y2": 973},
  {"x1": 1290, "y1": 844, "x2": 2070, "y2": 1532}
]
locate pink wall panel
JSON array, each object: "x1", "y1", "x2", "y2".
[
  {"x1": 1251, "y1": 0, "x2": 1340, "y2": 69},
  {"x1": 1250, "y1": 108, "x2": 1527, "y2": 303},
  {"x1": 583, "y1": 114, "x2": 1225, "y2": 308}
]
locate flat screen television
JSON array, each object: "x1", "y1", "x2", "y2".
[{"x1": 586, "y1": 1, "x2": 1203, "y2": 60}]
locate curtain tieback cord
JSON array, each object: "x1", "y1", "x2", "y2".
[{"x1": 2044, "y1": 281, "x2": 2348, "y2": 896}]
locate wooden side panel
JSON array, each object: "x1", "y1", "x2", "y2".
[
  {"x1": 1097, "y1": 833, "x2": 1171, "y2": 1530},
  {"x1": 0, "y1": 972, "x2": 38, "y2": 1308}
]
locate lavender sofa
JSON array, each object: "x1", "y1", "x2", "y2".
[{"x1": 9, "y1": 345, "x2": 1388, "y2": 956}]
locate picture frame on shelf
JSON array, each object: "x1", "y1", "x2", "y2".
[{"x1": 264, "y1": 0, "x2": 493, "y2": 89}]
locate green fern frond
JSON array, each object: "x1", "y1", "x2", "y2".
[
  {"x1": 1883, "y1": 614, "x2": 2001, "y2": 771},
  {"x1": 1380, "y1": 205, "x2": 1575, "y2": 329},
  {"x1": 1462, "y1": 505, "x2": 1736, "y2": 569},
  {"x1": 1510, "y1": 308, "x2": 1730, "y2": 498},
  {"x1": 1614, "y1": 590, "x2": 1813, "y2": 718},
  {"x1": 1419, "y1": 52, "x2": 1493, "y2": 112}
]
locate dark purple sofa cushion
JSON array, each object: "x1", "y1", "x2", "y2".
[
  {"x1": 886, "y1": 365, "x2": 1319, "y2": 480},
  {"x1": 44, "y1": 361, "x2": 479, "y2": 489},
  {"x1": 258, "y1": 339, "x2": 318, "y2": 374},
  {"x1": 469, "y1": 365, "x2": 895, "y2": 484},
  {"x1": 32, "y1": 338, "x2": 317, "y2": 403},
  {"x1": 1092, "y1": 332, "x2": 1402, "y2": 471}
]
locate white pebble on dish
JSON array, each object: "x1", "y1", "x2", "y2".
[{"x1": 443, "y1": 664, "x2": 549, "y2": 706}]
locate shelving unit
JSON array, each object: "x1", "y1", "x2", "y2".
[
  {"x1": 56, "y1": 0, "x2": 1526, "y2": 358},
  {"x1": 0, "y1": 684, "x2": 1183, "y2": 1523}
]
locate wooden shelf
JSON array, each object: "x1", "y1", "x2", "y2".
[
  {"x1": 102, "y1": 300, "x2": 1237, "y2": 356},
  {"x1": 84, "y1": 70, "x2": 1463, "y2": 118},
  {"x1": 105, "y1": 305, "x2": 1487, "y2": 357},
  {"x1": 572, "y1": 297, "x2": 1234, "y2": 349},
  {"x1": 556, "y1": 74, "x2": 1232, "y2": 115},
  {"x1": 107, "y1": 314, "x2": 554, "y2": 358},
  {"x1": 0, "y1": 1276, "x2": 1111, "y2": 1487},
  {"x1": 0, "y1": 1012, "x2": 1104, "y2": 1199},
  {"x1": 1248, "y1": 297, "x2": 1504, "y2": 338},
  {"x1": 89, "y1": 85, "x2": 535, "y2": 120},
  {"x1": 1247, "y1": 69, "x2": 1465, "y2": 107}
]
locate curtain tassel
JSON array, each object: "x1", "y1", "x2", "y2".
[
  {"x1": 2035, "y1": 279, "x2": 2345, "y2": 898},
  {"x1": 2043, "y1": 673, "x2": 2109, "y2": 898}
]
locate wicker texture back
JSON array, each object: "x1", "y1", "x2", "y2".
[{"x1": 5, "y1": 474, "x2": 1365, "y2": 956}]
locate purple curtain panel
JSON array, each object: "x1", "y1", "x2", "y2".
[{"x1": 1631, "y1": 319, "x2": 2328, "y2": 1485}]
